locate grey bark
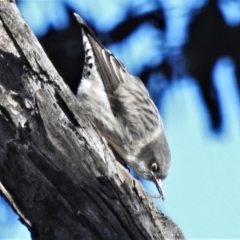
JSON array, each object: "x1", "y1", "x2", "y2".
[{"x1": 0, "y1": 1, "x2": 185, "y2": 239}]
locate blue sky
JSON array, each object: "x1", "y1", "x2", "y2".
[
  {"x1": 1, "y1": 0, "x2": 240, "y2": 239},
  {"x1": 147, "y1": 61, "x2": 240, "y2": 238}
]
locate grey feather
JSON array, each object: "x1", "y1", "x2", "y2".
[{"x1": 74, "y1": 13, "x2": 171, "y2": 199}]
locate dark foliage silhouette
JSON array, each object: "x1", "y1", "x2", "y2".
[
  {"x1": 184, "y1": 0, "x2": 240, "y2": 131},
  {"x1": 39, "y1": 6, "x2": 165, "y2": 94},
  {"x1": 38, "y1": 0, "x2": 240, "y2": 132}
]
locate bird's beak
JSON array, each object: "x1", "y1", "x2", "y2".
[{"x1": 151, "y1": 171, "x2": 165, "y2": 200}]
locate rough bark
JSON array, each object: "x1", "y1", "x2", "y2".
[{"x1": 0, "y1": 1, "x2": 185, "y2": 239}]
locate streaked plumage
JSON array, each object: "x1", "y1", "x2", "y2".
[{"x1": 74, "y1": 13, "x2": 170, "y2": 199}]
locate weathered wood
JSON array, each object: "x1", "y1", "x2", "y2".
[{"x1": 0, "y1": 1, "x2": 185, "y2": 239}]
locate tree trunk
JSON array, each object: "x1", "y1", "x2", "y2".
[{"x1": 0, "y1": 1, "x2": 185, "y2": 239}]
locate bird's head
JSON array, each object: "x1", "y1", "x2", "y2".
[{"x1": 129, "y1": 133, "x2": 171, "y2": 200}]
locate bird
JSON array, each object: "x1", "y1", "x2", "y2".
[{"x1": 74, "y1": 13, "x2": 170, "y2": 200}]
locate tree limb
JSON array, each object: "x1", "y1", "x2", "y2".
[{"x1": 0, "y1": 1, "x2": 184, "y2": 239}]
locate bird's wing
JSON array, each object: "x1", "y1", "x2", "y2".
[
  {"x1": 74, "y1": 13, "x2": 127, "y2": 95},
  {"x1": 74, "y1": 13, "x2": 161, "y2": 144}
]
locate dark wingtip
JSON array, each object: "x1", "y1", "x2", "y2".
[
  {"x1": 73, "y1": 13, "x2": 85, "y2": 25},
  {"x1": 73, "y1": 12, "x2": 99, "y2": 42}
]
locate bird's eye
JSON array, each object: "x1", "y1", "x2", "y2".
[{"x1": 151, "y1": 163, "x2": 158, "y2": 172}]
